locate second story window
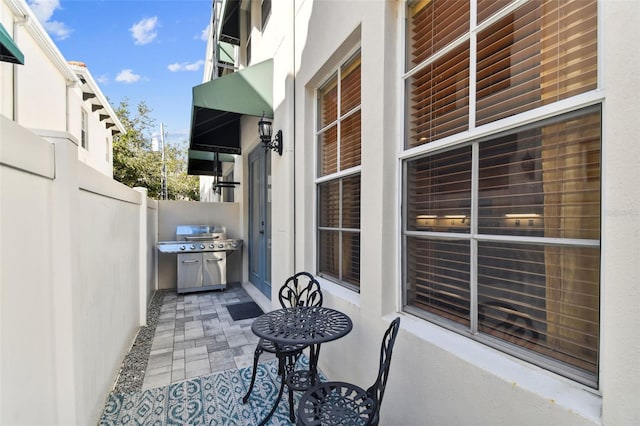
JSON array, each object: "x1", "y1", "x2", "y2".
[
  {"x1": 245, "y1": 5, "x2": 252, "y2": 64},
  {"x1": 261, "y1": 0, "x2": 271, "y2": 30},
  {"x1": 81, "y1": 109, "x2": 88, "y2": 149}
]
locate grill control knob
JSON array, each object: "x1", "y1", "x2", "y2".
[
  {"x1": 231, "y1": 243, "x2": 237, "y2": 248},
  {"x1": 209, "y1": 243, "x2": 215, "y2": 249},
  {"x1": 190, "y1": 244, "x2": 196, "y2": 250},
  {"x1": 200, "y1": 244, "x2": 205, "y2": 249},
  {"x1": 218, "y1": 243, "x2": 224, "y2": 248},
  {"x1": 179, "y1": 245, "x2": 186, "y2": 250}
]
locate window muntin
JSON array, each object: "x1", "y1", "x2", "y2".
[
  {"x1": 404, "y1": 106, "x2": 601, "y2": 385},
  {"x1": 407, "y1": 0, "x2": 598, "y2": 149},
  {"x1": 403, "y1": 0, "x2": 600, "y2": 387},
  {"x1": 317, "y1": 51, "x2": 361, "y2": 289}
]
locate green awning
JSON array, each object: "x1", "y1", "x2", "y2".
[
  {"x1": 188, "y1": 150, "x2": 236, "y2": 176},
  {"x1": 217, "y1": 41, "x2": 235, "y2": 64},
  {"x1": 0, "y1": 23, "x2": 24, "y2": 65},
  {"x1": 189, "y1": 59, "x2": 273, "y2": 157},
  {"x1": 217, "y1": 0, "x2": 240, "y2": 45}
]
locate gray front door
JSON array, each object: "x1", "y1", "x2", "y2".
[{"x1": 248, "y1": 145, "x2": 271, "y2": 298}]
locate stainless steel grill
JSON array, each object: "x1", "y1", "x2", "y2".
[{"x1": 157, "y1": 225, "x2": 243, "y2": 293}]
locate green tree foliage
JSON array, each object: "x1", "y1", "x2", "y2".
[{"x1": 113, "y1": 99, "x2": 199, "y2": 200}]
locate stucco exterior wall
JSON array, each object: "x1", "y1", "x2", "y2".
[
  {"x1": 1, "y1": 0, "x2": 121, "y2": 178},
  {"x1": 14, "y1": 28, "x2": 67, "y2": 130},
  {"x1": 70, "y1": 84, "x2": 116, "y2": 177},
  {"x1": 599, "y1": 0, "x2": 640, "y2": 424},
  {"x1": 0, "y1": 2, "x2": 16, "y2": 117},
  {"x1": 259, "y1": 0, "x2": 640, "y2": 424}
]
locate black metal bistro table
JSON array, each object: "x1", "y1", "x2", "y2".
[{"x1": 251, "y1": 306, "x2": 353, "y2": 425}]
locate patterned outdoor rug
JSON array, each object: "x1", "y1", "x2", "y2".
[{"x1": 100, "y1": 357, "x2": 318, "y2": 425}]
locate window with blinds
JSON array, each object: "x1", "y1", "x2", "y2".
[
  {"x1": 403, "y1": 0, "x2": 600, "y2": 387},
  {"x1": 476, "y1": 0, "x2": 598, "y2": 125},
  {"x1": 317, "y1": 51, "x2": 361, "y2": 289}
]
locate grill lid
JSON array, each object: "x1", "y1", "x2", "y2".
[{"x1": 176, "y1": 225, "x2": 226, "y2": 241}]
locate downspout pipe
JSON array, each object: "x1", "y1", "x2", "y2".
[
  {"x1": 292, "y1": 0, "x2": 297, "y2": 271},
  {"x1": 13, "y1": 15, "x2": 28, "y2": 122}
]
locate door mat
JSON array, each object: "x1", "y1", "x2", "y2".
[{"x1": 226, "y1": 301, "x2": 264, "y2": 321}]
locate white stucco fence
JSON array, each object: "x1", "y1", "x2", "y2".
[{"x1": 0, "y1": 115, "x2": 156, "y2": 425}]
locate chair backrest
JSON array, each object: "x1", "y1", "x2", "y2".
[
  {"x1": 278, "y1": 272, "x2": 323, "y2": 308},
  {"x1": 366, "y1": 317, "x2": 401, "y2": 424}
]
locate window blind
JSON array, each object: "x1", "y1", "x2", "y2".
[
  {"x1": 407, "y1": 0, "x2": 470, "y2": 148},
  {"x1": 318, "y1": 75, "x2": 338, "y2": 177},
  {"x1": 405, "y1": 107, "x2": 601, "y2": 378},
  {"x1": 408, "y1": 0, "x2": 469, "y2": 67},
  {"x1": 340, "y1": 55, "x2": 361, "y2": 170},
  {"x1": 478, "y1": 242, "x2": 599, "y2": 374},
  {"x1": 406, "y1": 146, "x2": 472, "y2": 232},
  {"x1": 341, "y1": 55, "x2": 361, "y2": 115},
  {"x1": 407, "y1": 42, "x2": 470, "y2": 148},
  {"x1": 477, "y1": 0, "x2": 512, "y2": 24},
  {"x1": 406, "y1": 237, "x2": 471, "y2": 326},
  {"x1": 317, "y1": 52, "x2": 361, "y2": 288},
  {"x1": 318, "y1": 180, "x2": 340, "y2": 228},
  {"x1": 476, "y1": 0, "x2": 597, "y2": 126}
]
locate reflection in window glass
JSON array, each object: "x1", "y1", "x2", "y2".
[{"x1": 403, "y1": 106, "x2": 601, "y2": 384}]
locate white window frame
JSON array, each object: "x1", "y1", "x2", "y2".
[
  {"x1": 81, "y1": 109, "x2": 88, "y2": 149},
  {"x1": 314, "y1": 48, "x2": 362, "y2": 291},
  {"x1": 399, "y1": 0, "x2": 605, "y2": 388}
]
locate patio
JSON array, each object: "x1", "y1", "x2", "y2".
[{"x1": 99, "y1": 284, "x2": 312, "y2": 425}]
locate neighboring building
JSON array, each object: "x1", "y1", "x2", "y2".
[
  {"x1": 192, "y1": 1, "x2": 639, "y2": 425},
  {"x1": 0, "y1": 0, "x2": 123, "y2": 177}
]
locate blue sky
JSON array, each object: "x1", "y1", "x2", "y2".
[{"x1": 27, "y1": 0, "x2": 212, "y2": 144}]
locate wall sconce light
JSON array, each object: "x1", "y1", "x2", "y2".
[
  {"x1": 505, "y1": 213, "x2": 540, "y2": 227},
  {"x1": 258, "y1": 113, "x2": 283, "y2": 156},
  {"x1": 416, "y1": 215, "x2": 437, "y2": 228},
  {"x1": 445, "y1": 214, "x2": 467, "y2": 225}
]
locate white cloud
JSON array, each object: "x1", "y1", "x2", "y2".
[
  {"x1": 168, "y1": 60, "x2": 205, "y2": 72},
  {"x1": 44, "y1": 20, "x2": 72, "y2": 40},
  {"x1": 115, "y1": 69, "x2": 141, "y2": 84},
  {"x1": 28, "y1": 0, "x2": 72, "y2": 40},
  {"x1": 199, "y1": 24, "x2": 210, "y2": 41},
  {"x1": 28, "y1": 0, "x2": 58, "y2": 22},
  {"x1": 95, "y1": 74, "x2": 109, "y2": 84},
  {"x1": 130, "y1": 17, "x2": 158, "y2": 45}
]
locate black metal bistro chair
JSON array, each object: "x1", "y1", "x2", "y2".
[
  {"x1": 296, "y1": 317, "x2": 401, "y2": 426},
  {"x1": 242, "y1": 272, "x2": 323, "y2": 404}
]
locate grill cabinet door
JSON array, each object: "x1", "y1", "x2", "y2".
[
  {"x1": 203, "y1": 251, "x2": 226, "y2": 286},
  {"x1": 178, "y1": 253, "x2": 203, "y2": 290}
]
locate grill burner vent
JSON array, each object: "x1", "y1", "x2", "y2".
[{"x1": 157, "y1": 225, "x2": 242, "y2": 253}]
